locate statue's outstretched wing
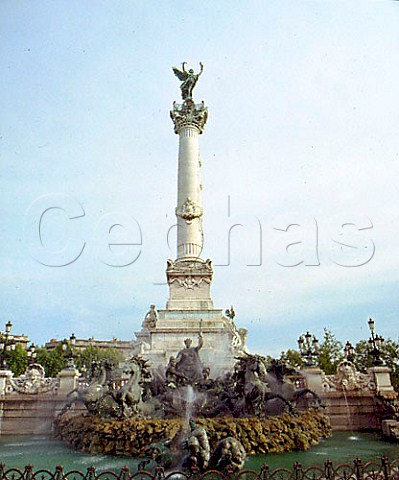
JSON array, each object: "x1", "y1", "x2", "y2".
[{"x1": 172, "y1": 67, "x2": 189, "y2": 82}]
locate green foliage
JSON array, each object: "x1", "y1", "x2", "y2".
[
  {"x1": 381, "y1": 339, "x2": 399, "y2": 391},
  {"x1": 20, "y1": 342, "x2": 123, "y2": 379},
  {"x1": 74, "y1": 345, "x2": 123, "y2": 373},
  {"x1": 263, "y1": 354, "x2": 275, "y2": 366},
  {"x1": 353, "y1": 338, "x2": 399, "y2": 391},
  {"x1": 280, "y1": 349, "x2": 305, "y2": 368},
  {"x1": 316, "y1": 329, "x2": 344, "y2": 375},
  {"x1": 7, "y1": 343, "x2": 28, "y2": 376},
  {"x1": 36, "y1": 344, "x2": 68, "y2": 377},
  {"x1": 281, "y1": 329, "x2": 344, "y2": 374},
  {"x1": 352, "y1": 340, "x2": 373, "y2": 372},
  {"x1": 283, "y1": 327, "x2": 399, "y2": 392}
]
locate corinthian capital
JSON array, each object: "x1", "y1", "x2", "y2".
[{"x1": 170, "y1": 99, "x2": 208, "y2": 134}]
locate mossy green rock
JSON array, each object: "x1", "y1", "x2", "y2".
[{"x1": 55, "y1": 410, "x2": 331, "y2": 457}]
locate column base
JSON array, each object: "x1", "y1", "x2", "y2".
[{"x1": 166, "y1": 257, "x2": 213, "y2": 310}]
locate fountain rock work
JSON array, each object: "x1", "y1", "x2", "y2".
[
  {"x1": 57, "y1": 410, "x2": 331, "y2": 457},
  {"x1": 131, "y1": 63, "x2": 247, "y2": 376},
  {"x1": 56, "y1": 410, "x2": 330, "y2": 459}
]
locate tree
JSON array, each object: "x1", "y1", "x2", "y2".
[
  {"x1": 279, "y1": 349, "x2": 305, "y2": 368},
  {"x1": 353, "y1": 340, "x2": 373, "y2": 372},
  {"x1": 7, "y1": 344, "x2": 28, "y2": 376},
  {"x1": 381, "y1": 339, "x2": 399, "y2": 391},
  {"x1": 316, "y1": 329, "x2": 344, "y2": 375},
  {"x1": 354, "y1": 338, "x2": 399, "y2": 391},
  {"x1": 32, "y1": 342, "x2": 123, "y2": 378},
  {"x1": 36, "y1": 344, "x2": 68, "y2": 377},
  {"x1": 74, "y1": 345, "x2": 123, "y2": 374},
  {"x1": 280, "y1": 327, "x2": 398, "y2": 392}
]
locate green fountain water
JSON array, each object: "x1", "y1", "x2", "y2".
[{"x1": 0, "y1": 432, "x2": 397, "y2": 472}]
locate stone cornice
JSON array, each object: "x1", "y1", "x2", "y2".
[{"x1": 166, "y1": 258, "x2": 213, "y2": 275}]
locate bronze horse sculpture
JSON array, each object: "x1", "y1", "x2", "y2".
[
  {"x1": 110, "y1": 355, "x2": 152, "y2": 417},
  {"x1": 265, "y1": 359, "x2": 324, "y2": 409},
  {"x1": 233, "y1": 353, "x2": 294, "y2": 416},
  {"x1": 60, "y1": 359, "x2": 114, "y2": 415}
]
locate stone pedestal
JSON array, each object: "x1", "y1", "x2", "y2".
[
  {"x1": 368, "y1": 366, "x2": 397, "y2": 399},
  {"x1": 301, "y1": 367, "x2": 324, "y2": 394},
  {"x1": 134, "y1": 308, "x2": 243, "y2": 377},
  {"x1": 382, "y1": 419, "x2": 399, "y2": 440},
  {"x1": 166, "y1": 258, "x2": 213, "y2": 310},
  {"x1": 0, "y1": 369, "x2": 13, "y2": 396},
  {"x1": 58, "y1": 367, "x2": 79, "y2": 395}
]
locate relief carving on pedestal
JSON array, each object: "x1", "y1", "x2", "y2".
[
  {"x1": 323, "y1": 360, "x2": 374, "y2": 392},
  {"x1": 169, "y1": 275, "x2": 211, "y2": 290},
  {"x1": 7, "y1": 363, "x2": 59, "y2": 394},
  {"x1": 166, "y1": 259, "x2": 213, "y2": 291}
]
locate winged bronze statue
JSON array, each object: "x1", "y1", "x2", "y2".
[{"x1": 172, "y1": 62, "x2": 204, "y2": 101}]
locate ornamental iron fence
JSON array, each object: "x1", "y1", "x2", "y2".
[{"x1": 1, "y1": 458, "x2": 399, "y2": 480}]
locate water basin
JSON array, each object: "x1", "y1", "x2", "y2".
[{"x1": 0, "y1": 432, "x2": 397, "y2": 472}]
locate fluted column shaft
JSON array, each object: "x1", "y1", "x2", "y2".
[
  {"x1": 170, "y1": 100, "x2": 208, "y2": 260},
  {"x1": 176, "y1": 126, "x2": 203, "y2": 258}
]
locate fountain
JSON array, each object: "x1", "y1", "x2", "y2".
[
  {"x1": 1, "y1": 324, "x2": 397, "y2": 475},
  {"x1": 184, "y1": 385, "x2": 196, "y2": 428},
  {"x1": 1, "y1": 66, "x2": 398, "y2": 477},
  {"x1": 0, "y1": 328, "x2": 397, "y2": 477},
  {"x1": 54, "y1": 333, "x2": 331, "y2": 475},
  {"x1": 52, "y1": 325, "x2": 398, "y2": 474}
]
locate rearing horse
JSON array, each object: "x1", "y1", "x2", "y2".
[
  {"x1": 266, "y1": 360, "x2": 324, "y2": 409},
  {"x1": 61, "y1": 359, "x2": 114, "y2": 415},
  {"x1": 111, "y1": 356, "x2": 152, "y2": 417},
  {"x1": 234, "y1": 354, "x2": 294, "y2": 416}
]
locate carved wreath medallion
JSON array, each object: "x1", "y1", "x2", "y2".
[{"x1": 176, "y1": 197, "x2": 203, "y2": 223}]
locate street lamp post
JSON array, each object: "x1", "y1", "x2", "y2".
[
  {"x1": 344, "y1": 341, "x2": 355, "y2": 363},
  {"x1": 27, "y1": 344, "x2": 37, "y2": 365},
  {"x1": 298, "y1": 331, "x2": 320, "y2": 367},
  {"x1": 61, "y1": 334, "x2": 76, "y2": 368},
  {"x1": 68, "y1": 333, "x2": 76, "y2": 367},
  {"x1": 0, "y1": 321, "x2": 15, "y2": 369},
  {"x1": 367, "y1": 318, "x2": 385, "y2": 366}
]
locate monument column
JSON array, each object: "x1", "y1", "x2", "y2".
[
  {"x1": 172, "y1": 100, "x2": 207, "y2": 259},
  {"x1": 165, "y1": 65, "x2": 213, "y2": 310},
  {"x1": 133, "y1": 64, "x2": 246, "y2": 374}
]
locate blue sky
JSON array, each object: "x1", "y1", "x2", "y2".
[{"x1": 1, "y1": 1, "x2": 399, "y2": 356}]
